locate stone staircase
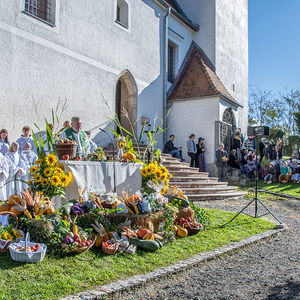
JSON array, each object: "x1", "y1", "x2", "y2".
[{"x1": 103, "y1": 143, "x2": 247, "y2": 201}]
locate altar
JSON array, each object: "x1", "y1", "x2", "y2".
[{"x1": 55, "y1": 161, "x2": 143, "y2": 209}]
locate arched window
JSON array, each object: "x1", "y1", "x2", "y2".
[{"x1": 116, "y1": 0, "x2": 129, "y2": 28}]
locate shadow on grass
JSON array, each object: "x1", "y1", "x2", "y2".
[{"x1": 263, "y1": 280, "x2": 300, "y2": 300}]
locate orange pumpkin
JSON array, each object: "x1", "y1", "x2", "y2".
[
  {"x1": 123, "y1": 152, "x2": 136, "y2": 161},
  {"x1": 0, "y1": 203, "x2": 12, "y2": 214},
  {"x1": 137, "y1": 229, "x2": 150, "y2": 239},
  {"x1": 95, "y1": 235, "x2": 103, "y2": 247},
  {"x1": 46, "y1": 207, "x2": 56, "y2": 215},
  {"x1": 8, "y1": 195, "x2": 21, "y2": 206},
  {"x1": 10, "y1": 206, "x2": 23, "y2": 216},
  {"x1": 128, "y1": 195, "x2": 141, "y2": 203}
]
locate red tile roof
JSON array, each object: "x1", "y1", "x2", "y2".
[{"x1": 168, "y1": 43, "x2": 241, "y2": 107}]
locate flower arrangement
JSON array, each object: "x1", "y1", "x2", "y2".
[
  {"x1": 0, "y1": 224, "x2": 23, "y2": 241},
  {"x1": 115, "y1": 136, "x2": 126, "y2": 149},
  {"x1": 83, "y1": 147, "x2": 107, "y2": 161},
  {"x1": 28, "y1": 153, "x2": 72, "y2": 199},
  {"x1": 140, "y1": 161, "x2": 172, "y2": 194}
]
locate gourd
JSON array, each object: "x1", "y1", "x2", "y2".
[
  {"x1": 10, "y1": 206, "x2": 23, "y2": 216},
  {"x1": 128, "y1": 238, "x2": 160, "y2": 252},
  {"x1": 123, "y1": 152, "x2": 136, "y2": 161},
  {"x1": 137, "y1": 229, "x2": 150, "y2": 239},
  {"x1": 168, "y1": 196, "x2": 190, "y2": 208},
  {"x1": 46, "y1": 207, "x2": 56, "y2": 215},
  {"x1": 154, "y1": 238, "x2": 163, "y2": 248},
  {"x1": 60, "y1": 201, "x2": 75, "y2": 215},
  {"x1": 0, "y1": 203, "x2": 12, "y2": 214},
  {"x1": 94, "y1": 235, "x2": 103, "y2": 247},
  {"x1": 8, "y1": 195, "x2": 21, "y2": 206},
  {"x1": 176, "y1": 225, "x2": 188, "y2": 238},
  {"x1": 73, "y1": 225, "x2": 78, "y2": 235}
]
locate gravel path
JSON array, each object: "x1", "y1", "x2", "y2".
[{"x1": 116, "y1": 197, "x2": 300, "y2": 300}]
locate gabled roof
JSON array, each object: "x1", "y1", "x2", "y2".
[{"x1": 168, "y1": 42, "x2": 242, "y2": 107}]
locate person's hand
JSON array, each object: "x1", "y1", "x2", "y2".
[
  {"x1": 178, "y1": 147, "x2": 182, "y2": 151},
  {"x1": 193, "y1": 152, "x2": 196, "y2": 154},
  {"x1": 203, "y1": 149, "x2": 205, "y2": 152}
]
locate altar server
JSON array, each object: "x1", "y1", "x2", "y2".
[
  {"x1": 85, "y1": 131, "x2": 97, "y2": 154},
  {"x1": 5, "y1": 142, "x2": 26, "y2": 197},
  {"x1": 16, "y1": 126, "x2": 36, "y2": 154},
  {"x1": 20, "y1": 142, "x2": 38, "y2": 190},
  {"x1": 0, "y1": 129, "x2": 10, "y2": 155},
  {"x1": 0, "y1": 152, "x2": 9, "y2": 200}
]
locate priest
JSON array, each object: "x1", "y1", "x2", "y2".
[{"x1": 59, "y1": 117, "x2": 90, "y2": 156}]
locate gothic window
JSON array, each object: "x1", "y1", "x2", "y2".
[
  {"x1": 222, "y1": 108, "x2": 235, "y2": 126},
  {"x1": 24, "y1": 0, "x2": 55, "y2": 25},
  {"x1": 116, "y1": 0, "x2": 129, "y2": 28},
  {"x1": 168, "y1": 42, "x2": 177, "y2": 83}
]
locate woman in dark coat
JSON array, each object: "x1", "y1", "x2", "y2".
[
  {"x1": 233, "y1": 132, "x2": 242, "y2": 162},
  {"x1": 195, "y1": 137, "x2": 205, "y2": 172}
]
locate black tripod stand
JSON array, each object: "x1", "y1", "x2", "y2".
[{"x1": 223, "y1": 136, "x2": 282, "y2": 227}]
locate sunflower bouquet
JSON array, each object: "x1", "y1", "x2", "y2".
[
  {"x1": 140, "y1": 161, "x2": 172, "y2": 194},
  {"x1": 83, "y1": 147, "x2": 107, "y2": 161},
  {"x1": 28, "y1": 153, "x2": 72, "y2": 199},
  {"x1": 115, "y1": 136, "x2": 126, "y2": 150},
  {"x1": 0, "y1": 223, "x2": 23, "y2": 241}
]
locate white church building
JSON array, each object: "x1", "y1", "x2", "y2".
[{"x1": 0, "y1": 0, "x2": 248, "y2": 176}]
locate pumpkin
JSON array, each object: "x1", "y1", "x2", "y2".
[
  {"x1": 95, "y1": 234, "x2": 103, "y2": 247},
  {"x1": 128, "y1": 195, "x2": 141, "y2": 203},
  {"x1": 8, "y1": 195, "x2": 21, "y2": 206},
  {"x1": 123, "y1": 152, "x2": 136, "y2": 161},
  {"x1": 0, "y1": 203, "x2": 12, "y2": 214},
  {"x1": 176, "y1": 226, "x2": 188, "y2": 238},
  {"x1": 10, "y1": 206, "x2": 23, "y2": 216},
  {"x1": 137, "y1": 229, "x2": 150, "y2": 239},
  {"x1": 46, "y1": 207, "x2": 56, "y2": 215}
]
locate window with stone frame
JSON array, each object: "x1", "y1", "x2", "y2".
[
  {"x1": 168, "y1": 42, "x2": 177, "y2": 83},
  {"x1": 116, "y1": 0, "x2": 129, "y2": 28},
  {"x1": 24, "y1": 0, "x2": 55, "y2": 25}
]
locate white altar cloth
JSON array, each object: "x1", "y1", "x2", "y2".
[{"x1": 55, "y1": 161, "x2": 143, "y2": 209}]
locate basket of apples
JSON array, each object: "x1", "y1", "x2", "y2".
[
  {"x1": 178, "y1": 218, "x2": 204, "y2": 235},
  {"x1": 63, "y1": 232, "x2": 95, "y2": 254},
  {"x1": 55, "y1": 138, "x2": 78, "y2": 160}
]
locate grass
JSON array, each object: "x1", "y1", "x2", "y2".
[{"x1": 0, "y1": 208, "x2": 275, "y2": 300}]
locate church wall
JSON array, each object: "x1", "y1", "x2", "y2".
[
  {"x1": 167, "y1": 97, "x2": 219, "y2": 176},
  {"x1": 0, "y1": 0, "x2": 164, "y2": 144}
]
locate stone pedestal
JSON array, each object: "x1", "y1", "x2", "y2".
[{"x1": 225, "y1": 167, "x2": 247, "y2": 186}]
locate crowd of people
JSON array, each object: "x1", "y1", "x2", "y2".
[{"x1": 0, "y1": 117, "x2": 98, "y2": 201}]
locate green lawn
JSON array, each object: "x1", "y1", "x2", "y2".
[{"x1": 0, "y1": 209, "x2": 275, "y2": 300}]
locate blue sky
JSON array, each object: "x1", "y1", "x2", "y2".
[{"x1": 249, "y1": 0, "x2": 300, "y2": 95}]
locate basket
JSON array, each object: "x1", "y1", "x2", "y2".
[
  {"x1": 185, "y1": 224, "x2": 204, "y2": 236},
  {"x1": 101, "y1": 202, "x2": 113, "y2": 209},
  {"x1": 67, "y1": 238, "x2": 95, "y2": 254},
  {"x1": 0, "y1": 211, "x2": 23, "y2": 253},
  {"x1": 8, "y1": 233, "x2": 47, "y2": 263},
  {"x1": 102, "y1": 232, "x2": 118, "y2": 255},
  {"x1": 55, "y1": 143, "x2": 77, "y2": 160}
]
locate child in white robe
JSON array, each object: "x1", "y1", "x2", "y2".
[
  {"x1": 5, "y1": 142, "x2": 26, "y2": 198},
  {"x1": 0, "y1": 129, "x2": 10, "y2": 155},
  {"x1": 0, "y1": 152, "x2": 9, "y2": 200},
  {"x1": 16, "y1": 126, "x2": 36, "y2": 154},
  {"x1": 85, "y1": 131, "x2": 98, "y2": 154},
  {"x1": 20, "y1": 142, "x2": 38, "y2": 190}
]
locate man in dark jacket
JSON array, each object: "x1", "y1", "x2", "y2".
[
  {"x1": 163, "y1": 135, "x2": 182, "y2": 161},
  {"x1": 216, "y1": 143, "x2": 229, "y2": 182},
  {"x1": 259, "y1": 138, "x2": 266, "y2": 162}
]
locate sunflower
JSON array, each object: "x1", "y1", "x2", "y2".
[
  {"x1": 35, "y1": 158, "x2": 43, "y2": 165},
  {"x1": 159, "y1": 173, "x2": 167, "y2": 181},
  {"x1": 68, "y1": 172, "x2": 73, "y2": 180},
  {"x1": 27, "y1": 179, "x2": 32, "y2": 185},
  {"x1": 119, "y1": 142, "x2": 126, "y2": 149},
  {"x1": 161, "y1": 186, "x2": 168, "y2": 195},
  {"x1": 43, "y1": 168, "x2": 52, "y2": 177},
  {"x1": 45, "y1": 153, "x2": 58, "y2": 167},
  {"x1": 98, "y1": 147, "x2": 103, "y2": 150},
  {"x1": 30, "y1": 166, "x2": 39, "y2": 174},
  {"x1": 60, "y1": 175, "x2": 69, "y2": 187},
  {"x1": 50, "y1": 175, "x2": 60, "y2": 187},
  {"x1": 13, "y1": 230, "x2": 23, "y2": 239},
  {"x1": 145, "y1": 166, "x2": 153, "y2": 175},
  {"x1": 54, "y1": 168, "x2": 63, "y2": 176},
  {"x1": 154, "y1": 170, "x2": 162, "y2": 179},
  {"x1": 140, "y1": 168, "x2": 147, "y2": 177},
  {"x1": 57, "y1": 163, "x2": 65, "y2": 171},
  {"x1": 34, "y1": 174, "x2": 42, "y2": 182},
  {"x1": 41, "y1": 178, "x2": 48, "y2": 185},
  {"x1": 3, "y1": 232, "x2": 14, "y2": 241}
]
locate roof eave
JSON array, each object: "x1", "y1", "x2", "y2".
[
  {"x1": 220, "y1": 94, "x2": 243, "y2": 108},
  {"x1": 155, "y1": 0, "x2": 200, "y2": 32}
]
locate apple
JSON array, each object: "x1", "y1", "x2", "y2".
[
  {"x1": 76, "y1": 238, "x2": 82, "y2": 244},
  {"x1": 73, "y1": 234, "x2": 79, "y2": 240},
  {"x1": 73, "y1": 241, "x2": 78, "y2": 247},
  {"x1": 79, "y1": 242, "x2": 85, "y2": 248},
  {"x1": 62, "y1": 154, "x2": 69, "y2": 160},
  {"x1": 81, "y1": 236, "x2": 87, "y2": 242},
  {"x1": 87, "y1": 240, "x2": 92, "y2": 245},
  {"x1": 75, "y1": 155, "x2": 82, "y2": 161},
  {"x1": 35, "y1": 244, "x2": 40, "y2": 249}
]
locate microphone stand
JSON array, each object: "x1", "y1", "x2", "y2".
[{"x1": 99, "y1": 128, "x2": 116, "y2": 193}]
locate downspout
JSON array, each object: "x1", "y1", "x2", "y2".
[{"x1": 163, "y1": 5, "x2": 171, "y2": 145}]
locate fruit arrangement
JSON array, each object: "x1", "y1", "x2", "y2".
[
  {"x1": 16, "y1": 244, "x2": 40, "y2": 252},
  {"x1": 56, "y1": 138, "x2": 77, "y2": 145},
  {"x1": 178, "y1": 217, "x2": 203, "y2": 229}
]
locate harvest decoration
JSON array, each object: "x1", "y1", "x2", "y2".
[{"x1": 83, "y1": 147, "x2": 107, "y2": 162}]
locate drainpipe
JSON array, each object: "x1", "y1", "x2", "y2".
[{"x1": 163, "y1": 5, "x2": 171, "y2": 145}]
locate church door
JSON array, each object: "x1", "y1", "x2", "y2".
[{"x1": 220, "y1": 108, "x2": 236, "y2": 152}]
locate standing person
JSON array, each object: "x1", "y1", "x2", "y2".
[
  {"x1": 0, "y1": 152, "x2": 9, "y2": 200},
  {"x1": 59, "y1": 117, "x2": 90, "y2": 156},
  {"x1": 237, "y1": 128, "x2": 244, "y2": 147},
  {"x1": 20, "y1": 142, "x2": 38, "y2": 190},
  {"x1": 259, "y1": 138, "x2": 266, "y2": 162},
  {"x1": 233, "y1": 132, "x2": 242, "y2": 162},
  {"x1": 16, "y1": 126, "x2": 36, "y2": 154},
  {"x1": 5, "y1": 142, "x2": 26, "y2": 197},
  {"x1": 0, "y1": 129, "x2": 10, "y2": 155},
  {"x1": 58, "y1": 120, "x2": 71, "y2": 135},
  {"x1": 162, "y1": 135, "x2": 183, "y2": 162},
  {"x1": 186, "y1": 134, "x2": 197, "y2": 167},
  {"x1": 277, "y1": 137, "x2": 284, "y2": 159},
  {"x1": 85, "y1": 131, "x2": 98, "y2": 154},
  {"x1": 196, "y1": 137, "x2": 206, "y2": 172},
  {"x1": 216, "y1": 143, "x2": 228, "y2": 182},
  {"x1": 269, "y1": 140, "x2": 276, "y2": 160}
]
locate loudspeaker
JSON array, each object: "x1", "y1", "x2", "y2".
[{"x1": 247, "y1": 126, "x2": 270, "y2": 136}]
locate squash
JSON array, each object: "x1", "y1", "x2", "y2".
[
  {"x1": 176, "y1": 225, "x2": 188, "y2": 238},
  {"x1": 137, "y1": 229, "x2": 150, "y2": 239},
  {"x1": 128, "y1": 195, "x2": 141, "y2": 203},
  {"x1": 123, "y1": 152, "x2": 136, "y2": 161},
  {"x1": 10, "y1": 206, "x2": 23, "y2": 216},
  {"x1": 95, "y1": 234, "x2": 103, "y2": 247},
  {"x1": 8, "y1": 195, "x2": 21, "y2": 206},
  {"x1": 73, "y1": 225, "x2": 78, "y2": 235},
  {"x1": 0, "y1": 203, "x2": 12, "y2": 214},
  {"x1": 46, "y1": 207, "x2": 56, "y2": 215},
  {"x1": 128, "y1": 238, "x2": 160, "y2": 252},
  {"x1": 168, "y1": 196, "x2": 190, "y2": 208},
  {"x1": 154, "y1": 238, "x2": 163, "y2": 248}
]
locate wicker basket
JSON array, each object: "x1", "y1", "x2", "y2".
[
  {"x1": 185, "y1": 224, "x2": 203, "y2": 236},
  {"x1": 55, "y1": 143, "x2": 77, "y2": 160},
  {"x1": 8, "y1": 233, "x2": 47, "y2": 263},
  {"x1": 0, "y1": 211, "x2": 23, "y2": 253},
  {"x1": 67, "y1": 238, "x2": 95, "y2": 254},
  {"x1": 102, "y1": 232, "x2": 118, "y2": 255}
]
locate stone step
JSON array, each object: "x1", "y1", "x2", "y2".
[
  {"x1": 186, "y1": 191, "x2": 248, "y2": 201},
  {"x1": 169, "y1": 175, "x2": 209, "y2": 182},
  {"x1": 168, "y1": 171, "x2": 202, "y2": 177},
  {"x1": 169, "y1": 181, "x2": 228, "y2": 188},
  {"x1": 166, "y1": 166, "x2": 200, "y2": 173},
  {"x1": 182, "y1": 186, "x2": 238, "y2": 194},
  {"x1": 162, "y1": 160, "x2": 188, "y2": 166}
]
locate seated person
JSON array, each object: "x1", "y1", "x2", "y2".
[
  {"x1": 228, "y1": 149, "x2": 244, "y2": 174},
  {"x1": 264, "y1": 162, "x2": 275, "y2": 184},
  {"x1": 291, "y1": 162, "x2": 300, "y2": 183},
  {"x1": 260, "y1": 153, "x2": 270, "y2": 179},
  {"x1": 244, "y1": 154, "x2": 256, "y2": 179},
  {"x1": 289, "y1": 159, "x2": 298, "y2": 174},
  {"x1": 162, "y1": 135, "x2": 183, "y2": 161},
  {"x1": 290, "y1": 152, "x2": 297, "y2": 163},
  {"x1": 279, "y1": 161, "x2": 290, "y2": 183}
]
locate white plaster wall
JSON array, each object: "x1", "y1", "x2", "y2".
[
  {"x1": 0, "y1": 0, "x2": 164, "y2": 144},
  {"x1": 167, "y1": 97, "x2": 219, "y2": 165}
]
